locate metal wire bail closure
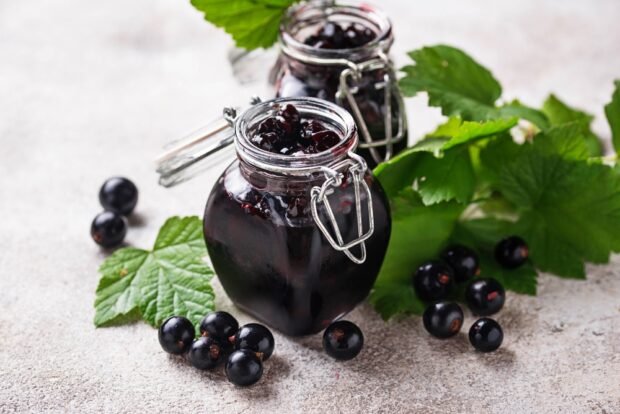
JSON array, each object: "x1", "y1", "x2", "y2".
[
  {"x1": 335, "y1": 53, "x2": 406, "y2": 165},
  {"x1": 310, "y1": 151, "x2": 374, "y2": 264}
]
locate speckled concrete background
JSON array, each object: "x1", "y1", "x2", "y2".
[{"x1": 1, "y1": 0, "x2": 619, "y2": 412}]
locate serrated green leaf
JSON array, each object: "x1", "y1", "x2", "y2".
[
  {"x1": 399, "y1": 45, "x2": 548, "y2": 128},
  {"x1": 94, "y1": 216, "x2": 215, "y2": 331},
  {"x1": 414, "y1": 148, "x2": 476, "y2": 205},
  {"x1": 370, "y1": 189, "x2": 464, "y2": 319},
  {"x1": 543, "y1": 94, "x2": 603, "y2": 156},
  {"x1": 374, "y1": 117, "x2": 516, "y2": 199},
  {"x1": 94, "y1": 248, "x2": 150, "y2": 327},
  {"x1": 191, "y1": 0, "x2": 298, "y2": 50},
  {"x1": 481, "y1": 141, "x2": 620, "y2": 278},
  {"x1": 605, "y1": 80, "x2": 620, "y2": 153}
]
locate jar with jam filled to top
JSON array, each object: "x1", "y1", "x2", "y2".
[
  {"x1": 272, "y1": 1, "x2": 408, "y2": 168},
  {"x1": 156, "y1": 97, "x2": 391, "y2": 336}
]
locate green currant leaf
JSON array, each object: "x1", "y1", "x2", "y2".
[
  {"x1": 543, "y1": 94, "x2": 603, "y2": 156},
  {"x1": 191, "y1": 0, "x2": 298, "y2": 50},
  {"x1": 399, "y1": 45, "x2": 548, "y2": 128},
  {"x1": 370, "y1": 189, "x2": 464, "y2": 319},
  {"x1": 94, "y1": 216, "x2": 215, "y2": 332},
  {"x1": 605, "y1": 80, "x2": 620, "y2": 154},
  {"x1": 480, "y1": 139, "x2": 620, "y2": 278},
  {"x1": 374, "y1": 117, "x2": 516, "y2": 199}
]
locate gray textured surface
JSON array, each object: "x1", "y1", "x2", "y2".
[{"x1": 1, "y1": 0, "x2": 620, "y2": 412}]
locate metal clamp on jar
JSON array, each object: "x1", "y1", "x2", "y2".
[
  {"x1": 156, "y1": 97, "x2": 391, "y2": 336},
  {"x1": 273, "y1": 1, "x2": 408, "y2": 167}
]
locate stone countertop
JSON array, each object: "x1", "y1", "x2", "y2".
[{"x1": 1, "y1": 0, "x2": 619, "y2": 412}]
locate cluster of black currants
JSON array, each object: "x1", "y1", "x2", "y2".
[
  {"x1": 414, "y1": 236, "x2": 529, "y2": 352},
  {"x1": 90, "y1": 177, "x2": 139, "y2": 248},
  {"x1": 158, "y1": 311, "x2": 275, "y2": 387}
]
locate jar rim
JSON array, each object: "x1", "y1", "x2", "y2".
[
  {"x1": 280, "y1": 1, "x2": 393, "y2": 63},
  {"x1": 234, "y1": 97, "x2": 358, "y2": 175}
]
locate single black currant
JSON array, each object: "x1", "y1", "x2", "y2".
[
  {"x1": 234, "y1": 323, "x2": 275, "y2": 361},
  {"x1": 441, "y1": 244, "x2": 480, "y2": 283},
  {"x1": 158, "y1": 316, "x2": 195, "y2": 355},
  {"x1": 225, "y1": 349, "x2": 264, "y2": 386},
  {"x1": 422, "y1": 302, "x2": 464, "y2": 339},
  {"x1": 469, "y1": 318, "x2": 503, "y2": 352},
  {"x1": 90, "y1": 211, "x2": 127, "y2": 248},
  {"x1": 187, "y1": 336, "x2": 224, "y2": 370},
  {"x1": 322, "y1": 320, "x2": 364, "y2": 361},
  {"x1": 99, "y1": 177, "x2": 138, "y2": 216},
  {"x1": 495, "y1": 236, "x2": 529, "y2": 268},
  {"x1": 465, "y1": 278, "x2": 506, "y2": 316},
  {"x1": 199, "y1": 311, "x2": 239, "y2": 341},
  {"x1": 413, "y1": 261, "x2": 454, "y2": 301}
]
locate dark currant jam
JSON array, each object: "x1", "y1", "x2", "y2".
[
  {"x1": 272, "y1": 3, "x2": 408, "y2": 168},
  {"x1": 202, "y1": 98, "x2": 391, "y2": 336},
  {"x1": 303, "y1": 22, "x2": 376, "y2": 49},
  {"x1": 250, "y1": 103, "x2": 341, "y2": 155}
]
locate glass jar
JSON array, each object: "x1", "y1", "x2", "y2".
[
  {"x1": 272, "y1": 1, "x2": 408, "y2": 168},
  {"x1": 157, "y1": 97, "x2": 391, "y2": 336}
]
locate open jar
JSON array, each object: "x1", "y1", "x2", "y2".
[
  {"x1": 157, "y1": 97, "x2": 391, "y2": 336},
  {"x1": 272, "y1": 1, "x2": 408, "y2": 168}
]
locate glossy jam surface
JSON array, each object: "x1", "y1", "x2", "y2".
[
  {"x1": 203, "y1": 162, "x2": 391, "y2": 336},
  {"x1": 250, "y1": 103, "x2": 341, "y2": 155},
  {"x1": 274, "y1": 22, "x2": 407, "y2": 167}
]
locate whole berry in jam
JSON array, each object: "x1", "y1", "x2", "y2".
[
  {"x1": 234, "y1": 323, "x2": 275, "y2": 361},
  {"x1": 199, "y1": 311, "x2": 239, "y2": 341},
  {"x1": 225, "y1": 349, "x2": 264, "y2": 386},
  {"x1": 413, "y1": 261, "x2": 454, "y2": 302},
  {"x1": 90, "y1": 211, "x2": 127, "y2": 248},
  {"x1": 441, "y1": 244, "x2": 480, "y2": 283},
  {"x1": 322, "y1": 320, "x2": 364, "y2": 361},
  {"x1": 465, "y1": 278, "x2": 506, "y2": 316},
  {"x1": 99, "y1": 177, "x2": 138, "y2": 216},
  {"x1": 158, "y1": 316, "x2": 195, "y2": 355},
  {"x1": 422, "y1": 302, "x2": 464, "y2": 339},
  {"x1": 469, "y1": 318, "x2": 503, "y2": 352},
  {"x1": 188, "y1": 336, "x2": 224, "y2": 370},
  {"x1": 495, "y1": 236, "x2": 529, "y2": 268}
]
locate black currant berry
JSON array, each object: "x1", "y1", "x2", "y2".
[
  {"x1": 234, "y1": 323, "x2": 275, "y2": 361},
  {"x1": 99, "y1": 177, "x2": 138, "y2": 216},
  {"x1": 199, "y1": 311, "x2": 239, "y2": 341},
  {"x1": 90, "y1": 211, "x2": 127, "y2": 248},
  {"x1": 495, "y1": 236, "x2": 529, "y2": 268},
  {"x1": 465, "y1": 278, "x2": 506, "y2": 316},
  {"x1": 322, "y1": 320, "x2": 364, "y2": 361},
  {"x1": 158, "y1": 316, "x2": 195, "y2": 355},
  {"x1": 225, "y1": 349, "x2": 264, "y2": 386},
  {"x1": 441, "y1": 244, "x2": 480, "y2": 283},
  {"x1": 422, "y1": 302, "x2": 464, "y2": 339},
  {"x1": 413, "y1": 261, "x2": 454, "y2": 302},
  {"x1": 188, "y1": 336, "x2": 224, "y2": 370},
  {"x1": 469, "y1": 318, "x2": 503, "y2": 352}
]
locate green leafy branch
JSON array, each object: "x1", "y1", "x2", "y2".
[{"x1": 371, "y1": 45, "x2": 620, "y2": 320}]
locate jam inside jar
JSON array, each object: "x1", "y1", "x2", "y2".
[
  {"x1": 272, "y1": 2, "x2": 408, "y2": 168},
  {"x1": 202, "y1": 98, "x2": 391, "y2": 336}
]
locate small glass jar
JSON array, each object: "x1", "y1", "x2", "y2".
[
  {"x1": 272, "y1": 1, "x2": 408, "y2": 168},
  {"x1": 157, "y1": 97, "x2": 391, "y2": 336}
]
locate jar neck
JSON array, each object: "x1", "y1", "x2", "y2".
[
  {"x1": 279, "y1": 2, "x2": 394, "y2": 64},
  {"x1": 234, "y1": 97, "x2": 359, "y2": 183}
]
